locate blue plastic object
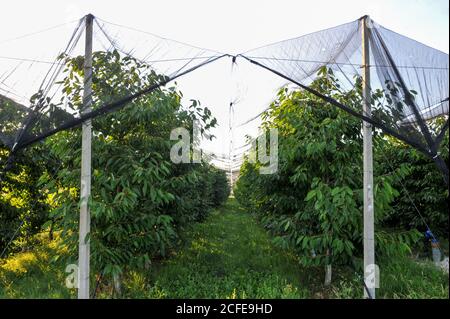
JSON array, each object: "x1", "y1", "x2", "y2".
[{"x1": 425, "y1": 229, "x2": 438, "y2": 243}]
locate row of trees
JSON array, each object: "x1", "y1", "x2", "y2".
[
  {"x1": 234, "y1": 67, "x2": 448, "y2": 284},
  {"x1": 0, "y1": 50, "x2": 230, "y2": 289}
]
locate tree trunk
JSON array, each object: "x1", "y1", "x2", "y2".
[
  {"x1": 324, "y1": 249, "x2": 332, "y2": 286},
  {"x1": 113, "y1": 273, "x2": 122, "y2": 297},
  {"x1": 324, "y1": 264, "x2": 332, "y2": 286},
  {"x1": 49, "y1": 220, "x2": 54, "y2": 240}
]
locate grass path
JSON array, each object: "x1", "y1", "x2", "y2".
[{"x1": 130, "y1": 199, "x2": 314, "y2": 298}]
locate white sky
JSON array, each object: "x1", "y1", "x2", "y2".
[{"x1": 1, "y1": 0, "x2": 448, "y2": 170}]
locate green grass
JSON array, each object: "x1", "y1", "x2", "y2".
[
  {"x1": 1, "y1": 198, "x2": 448, "y2": 299},
  {"x1": 329, "y1": 258, "x2": 448, "y2": 299},
  {"x1": 123, "y1": 199, "x2": 312, "y2": 298},
  {"x1": 0, "y1": 233, "x2": 74, "y2": 298}
]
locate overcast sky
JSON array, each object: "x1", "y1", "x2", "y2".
[
  {"x1": 2, "y1": 0, "x2": 448, "y2": 53},
  {"x1": 1, "y1": 0, "x2": 448, "y2": 169}
]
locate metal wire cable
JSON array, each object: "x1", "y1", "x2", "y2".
[
  {"x1": 0, "y1": 19, "x2": 81, "y2": 45},
  {"x1": 243, "y1": 56, "x2": 449, "y2": 70},
  {"x1": 0, "y1": 56, "x2": 65, "y2": 65},
  {"x1": 95, "y1": 17, "x2": 226, "y2": 56}
]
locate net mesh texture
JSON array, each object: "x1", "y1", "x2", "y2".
[{"x1": 0, "y1": 15, "x2": 448, "y2": 182}]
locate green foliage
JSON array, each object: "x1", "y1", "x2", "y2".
[
  {"x1": 0, "y1": 95, "x2": 30, "y2": 145},
  {"x1": 211, "y1": 167, "x2": 231, "y2": 206},
  {"x1": 0, "y1": 145, "x2": 54, "y2": 256},
  {"x1": 0, "y1": 95, "x2": 54, "y2": 255},
  {"x1": 375, "y1": 126, "x2": 448, "y2": 238},
  {"x1": 31, "y1": 50, "x2": 230, "y2": 283},
  {"x1": 235, "y1": 67, "x2": 428, "y2": 279}
]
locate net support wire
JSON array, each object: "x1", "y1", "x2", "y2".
[{"x1": 235, "y1": 54, "x2": 449, "y2": 185}]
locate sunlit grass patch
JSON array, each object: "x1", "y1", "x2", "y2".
[{"x1": 0, "y1": 232, "x2": 74, "y2": 299}]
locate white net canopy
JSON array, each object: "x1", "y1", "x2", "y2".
[
  {"x1": 239, "y1": 17, "x2": 448, "y2": 155},
  {"x1": 0, "y1": 15, "x2": 226, "y2": 152},
  {"x1": 0, "y1": 15, "x2": 448, "y2": 180}
]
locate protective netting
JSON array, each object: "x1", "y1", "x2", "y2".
[
  {"x1": 0, "y1": 18, "x2": 85, "y2": 149},
  {"x1": 241, "y1": 20, "x2": 362, "y2": 88},
  {"x1": 239, "y1": 17, "x2": 449, "y2": 180},
  {"x1": 1, "y1": 15, "x2": 448, "y2": 182},
  {"x1": 0, "y1": 15, "x2": 226, "y2": 154},
  {"x1": 222, "y1": 61, "x2": 288, "y2": 179}
]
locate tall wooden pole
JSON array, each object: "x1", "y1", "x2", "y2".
[
  {"x1": 362, "y1": 15, "x2": 376, "y2": 299},
  {"x1": 78, "y1": 13, "x2": 93, "y2": 299}
]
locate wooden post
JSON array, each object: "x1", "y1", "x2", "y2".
[
  {"x1": 361, "y1": 15, "x2": 376, "y2": 299},
  {"x1": 78, "y1": 13, "x2": 93, "y2": 299}
]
